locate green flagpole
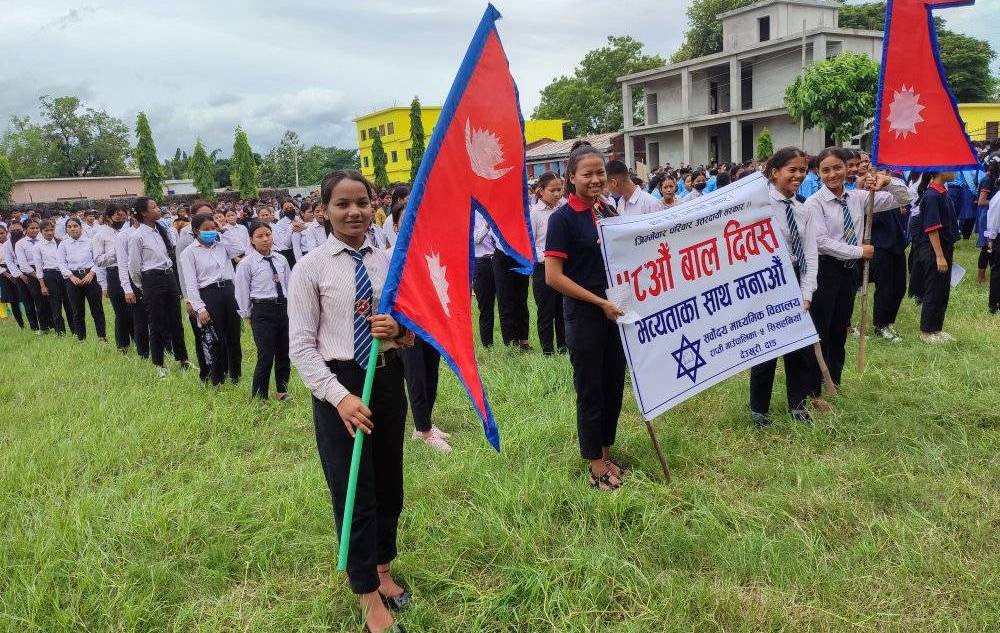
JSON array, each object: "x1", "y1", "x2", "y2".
[{"x1": 336, "y1": 339, "x2": 382, "y2": 571}]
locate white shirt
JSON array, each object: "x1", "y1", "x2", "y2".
[
  {"x1": 288, "y1": 235, "x2": 397, "y2": 407},
  {"x1": 473, "y1": 212, "x2": 495, "y2": 258},
  {"x1": 34, "y1": 237, "x2": 61, "y2": 275},
  {"x1": 54, "y1": 216, "x2": 69, "y2": 240},
  {"x1": 222, "y1": 222, "x2": 250, "y2": 257},
  {"x1": 769, "y1": 186, "x2": 818, "y2": 302},
  {"x1": 115, "y1": 225, "x2": 136, "y2": 292},
  {"x1": 805, "y1": 185, "x2": 909, "y2": 261},
  {"x1": 234, "y1": 250, "x2": 290, "y2": 318},
  {"x1": 529, "y1": 200, "x2": 558, "y2": 260},
  {"x1": 127, "y1": 223, "x2": 174, "y2": 289},
  {"x1": 294, "y1": 222, "x2": 323, "y2": 260},
  {"x1": 14, "y1": 237, "x2": 40, "y2": 275},
  {"x1": 92, "y1": 223, "x2": 122, "y2": 268},
  {"x1": 3, "y1": 239, "x2": 20, "y2": 277},
  {"x1": 179, "y1": 242, "x2": 236, "y2": 313},
  {"x1": 985, "y1": 188, "x2": 1000, "y2": 240},
  {"x1": 272, "y1": 216, "x2": 295, "y2": 251},
  {"x1": 58, "y1": 235, "x2": 106, "y2": 289},
  {"x1": 616, "y1": 186, "x2": 662, "y2": 216},
  {"x1": 682, "y1": 188, "x2": 704, "y2": 202}
]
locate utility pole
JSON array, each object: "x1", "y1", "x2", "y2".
[
  {"x1": 799, "y1": 19, "x2": 807, "y2": 148},
  {"x1": 294, "y1": 149, "x2": 300, "y2": 188}
]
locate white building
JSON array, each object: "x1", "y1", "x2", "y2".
[{"x1": 618, "y1": 0, "x2": 883, "y2": 168}]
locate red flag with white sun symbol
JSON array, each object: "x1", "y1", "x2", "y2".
[
  {"x1": 378, "y1": 4, "x2": 533, "y2": 450},
  {"x1": 872, "y1": 0, "x2": 980, "y2": 170}
]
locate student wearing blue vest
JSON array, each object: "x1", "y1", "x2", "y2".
[
  {"x1": 871, "y1": 172, "x2": 911, "y2": 343},
  {"x1": 914, "y1": 171, "x2": 959, "y2": 343}
]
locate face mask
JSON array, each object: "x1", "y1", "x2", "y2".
[
  {"x1": 693, "y1": 182, "x2": 707, "y2": 191},
  {"x1": 199, "y1": 230, "x2": 220, "y2": 245},
  {"x1": 111, "y1": 220, "x2": 126, "y2": 230},
  {"x1": 284, "y1": 209, "x2": 296, "y2": 220}
]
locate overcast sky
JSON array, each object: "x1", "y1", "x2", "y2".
[{"x1": 3, "y1": 1, "x2": 997, "y2": 159}]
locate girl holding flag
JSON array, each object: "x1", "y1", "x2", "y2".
[
  {"x1": 544, "y1": 143, "x2": 627, "y2": 492},
  {"x1": 289, "y1": 170, "x2": 412, "y2": 633}
]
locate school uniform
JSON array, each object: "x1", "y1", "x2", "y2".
[
  {"x1": 288, "y1": 234, "x2": 408, "y2": 596},
  {"x1": 180, "y1": 240, "x2": 242, "y2": 385},
  {"x1": 35, "y1": 236, "x2": 74, "y2": 335},
  {"x1": 3, "y1": 238, "x2": 35, "y2": 330},
  {"x1": 94, "y1": 223, "x2": 133, "y2": 349},
  {"x1": 615, "y1": 186, "x2": 662, "y2": 217},
  {"x1": 544, "y1": 194, "x2": 625, "y2": 461},
  {"x1": 806, "y1": 184, "x2": 908, "y2": 385},
  {"x1": 116, "y1": 225, "x2": 150, "y2": 358},
  {"x1": 871, "y1": 178, "x2": 910, "y2": 331},
  {"x1": 472, "y1": 212, "x2": 497, "y2": 347},
  {"x1": 128, "y1": 223, "x2": 189, "y2": 368},
  {"x1": 54, "y1": 216, "x2": 69, "y2": 240},
  {"x1": 530, "y1": 200, "x2": 565, "y2": 354},
  {"x1": 221, "y1": 222, "x2": 251, "y2": 261},
  {"x1": 749, "y1": 188, "x2": 820, "y2": 418},
  {"x1": 176, "y1": 225, "x2": 210, "y2": 381},
  {"x1": 986, "y1": 188, "x2": 1000, "y2": 313},
  {"x1": 491, "y1": 235, "x2": 531, "y2": 347},
  {"x1": 681, "y1": 188, "x2": 705, "y2": 202},
  {"x1": 915, "y1": 183, "x2": 958, "y2": 333},
  {"x1": 272, "y1": 215, "x2": 297, "y2": 268},
  {"x1": 235, "y1": 249, "x2": 290, "y2": 398},
  {"x1": 15, "y1": 236, "x2": 49, "y2": 330},
  {"x1": 0, "y1": 243, "x2": 24, "y2": 328},
  {"x1": 58, "y1": 235, "x2": 107, "y2": 341},
  {"x1": 292, "y1": 222, "x2": 321, "y2": 261},
  {"x1": 798, "y1": 171, "x2": 821, "y2": 199}
]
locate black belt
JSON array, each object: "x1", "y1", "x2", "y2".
[
  {"x1": 251, "y1": 297, "x2": 286, "y2": 305},
  {"x1": 142, "y1": 268, "x2": 173, "y2": 276},
  {"x1": 202, "y1": 279, "x2": 233, "y2": 289},
  {"x1": 328, "y1": 348, "x2": 400, "y2": 371},
  {"x1": 42, "y1": 268, "x2": 60, "y2": 274},
  {"x1": 72, "y1": 268, "x2": 91, "y2": 277},
  {"x1": 819, "y1": 254, "x2": 857, "y2": 269}
]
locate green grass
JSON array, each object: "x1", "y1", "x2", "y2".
[{"x1": 1, "y1": 241, "x2": 998, "y2": 632}]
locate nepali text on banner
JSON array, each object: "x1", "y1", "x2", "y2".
[{"x1": 598, "y1": 172, "x2": 819, "y2": 421}]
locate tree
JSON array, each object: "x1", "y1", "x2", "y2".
[
  {"x1": 298, "y1": 145, "x2": 359, "y2": 186},
  {"x1": 533, "y1": 36, "x2": 665, "y2": 135},
  {"x1": 213, "y1": 156, "x2": 232, "y2": 189},
  {"x1": 134, "y1": 112, "x2": 164, "y2": 203},
  {"x1": 785, "y1": 52, "x2": 881, "y2": 144},
  {"x1": 258, "y1": 130, "x2": 304, "y2": 188},
  {"x1": 230, "y1": 126, "x2": 259, "y2": 198},
  {"x1": 756, "y1": 129, "x2": 774, "y2": 160},
  {"x1": 0, "y1": 154, "x2": 14, "y2": 210},
  {"x1": 0, "y1": 116, "x2": 55, "y2": 179},
  {"x1": 190, "y1": 139, "x2": 216, "y2": 200},
  {"x1": 409, "y1": 97, "x2": 425, "y2": 183},
  {"x1": 671, "y1": 0, "x2": 754, "y2": 63},
  {"x1": 40, "y1": 95, "x2": 130, "y2": 177},
  {"x1": 162, "y1": 148, "x2": 190, "y2": 180},
  {"x1": 371, "y1": 129, "x2": 389, "y2": 190}
]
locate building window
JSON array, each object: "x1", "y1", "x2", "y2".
[
  {"x1": 387, "y1": 122, "x2": 395, "y2": 135},
  {"x1": 361, "y1": 129, "x2": 367, "y2": 141},
  {"x1": 363, "y1": 156, "x2": 369, "y2": 168},
  {"x1": 645, "y1": 93, "x2": 658, "y2": 125},
  {"x1": 826, "y1": 41, "x2": 842, "y2": 58},
  {"x1": 370, "y1": 127, "x2": 376, "y2": 138},
  {"x1": 406, "y1": 148, "x2": 412, "y2": 160},
  {"x1": 758, "y1": 16, "x2": 770, "y2": 42},
  {"x1": 391, "y1": 150, "x2": 398, "y2": 163},
  {"x1": 986, "y1": 121, "x2": 999, "y2": 141},
  {"x1": 740, "y1": 63, "x2": 753, "y2": 110},
  {"x1": 379, "y1": 124, "x2": 386, "y2": 136},
  {"x1": 709, "y1": 82, "x2": 719, "y2": 115},
  {"x1": 647, "y1": 142, "x2": 660, "y2": 168}
]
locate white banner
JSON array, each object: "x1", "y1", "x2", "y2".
[{"x1": 598, "y1": 173, "x2": 819, "y2": 421}]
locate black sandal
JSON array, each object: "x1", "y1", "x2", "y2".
[
  {"x1": 588, "y1": 466, "x2": 620, "y2": 491},
  {"x1": 377, "y1": 568, "x2": 411, "y2": 612},
  {"x1": 605, "y1": 457, "x2": 629, "y2": 477}
]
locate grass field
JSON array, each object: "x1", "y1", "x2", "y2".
[{"x1": 1, "y1": 240, "x2": 998, "y2": 632}]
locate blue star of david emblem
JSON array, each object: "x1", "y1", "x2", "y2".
[{"x1": 671, "y1": 334, "x2": 707, "y2": 383}]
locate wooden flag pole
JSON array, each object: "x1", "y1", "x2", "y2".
[
  {"x1": 857, "y1": 180, "x2": 877, "y2": 374},
  {"x1": 643, "y1": 420, "x2": 671, "y2": 484},
  {"x1": 813, "y1": 342, "x2": 838, "y2": 397},
  {"x1": 336, "y1": 339, "x2": 382, "y2": 572}
]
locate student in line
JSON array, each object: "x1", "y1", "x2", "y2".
[
  {"x1": 94, "y1": 204, "x2": 134, "y2": 353},
  {"x1": 658, "y1": 175, "x2": 681, "y2": 209},
  {"x1": 492, "y1": 228, "x2": 532, "y2": 349},
  {"x1": 224, "y1": 209, "x2": 251, "y2": 264},
  {"x1": 180, "y1": 212, "x2": 243, "y2": 385},
  {"x1": 805, "y1": 147, "x2": 910, "y2": 387},
  {"x1": 544, "y1": 143, "x2": 627, "y2": 492},
  {"x1": 58, "y1": 217, "x2": 107, "y2": 342},
  {"x1": 3, "y1": 220, "x2": 38, "y2": 331},
  {"x1": 681, "y1": 170, "x2": 708, "y2": 201},
  {"x1": 0, "y1": 226, "x2": 25, "y2": 328},
  {"x1": 529, "y1": 171, "x2": 567, "y2": 355},
  {"x1": 607, "y1": 160, "x2": 661, "y2": 216},
  {"x1": 177, "y1": 201, "x2": 213, "y2": 382},
  {"x1": 870, "y1": 171, "x2": 911, "y2": 343},
  {"x1": 975, "y1": 160, "x2": 998, "y2": 288},
  {"x1": 913, "y1": 171, "x2": 959, "y2": 343},
  {"x1": 36, "y1": 220, "x2": 74, "y2": 336},
  {"x1": 128, "y1": 197, "x2": 190, "y2": 377},
  {"x1": 292, "y1": 203, "x2": 321, "y2": 261},
  {"x1": 273, "y1": 199, "x2": 304, "y2": 268},
  {"x1": 235, "y1": 223, "x2": 291, "y2": 400},
  {"x1": 381, "y1": 185, "x2": 409, "y2": 250},
  {"x1": 472, "y1": 210, "x2": 497, "y2": 347},
  {"x1": 117, "y1": 215, "x2": 150, "y2": 359},
  {"x1": 987, "y1": 183, "x2": 1000, "y2": 314},
  {"x1": 289, "y1": 170, "x2": 413, "y2": 633},
  {"x1": 749, "y1": 147, "x2": 823, "y2": 426}
]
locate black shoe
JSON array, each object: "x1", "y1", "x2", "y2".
[
  {"x1": 381, "y1": 590, "x2": 411, "y2": 611},
  {"x1": 790, "y1": 409, "x2": 811, "y2": 423},
  {"x1": 751, "y1": 412, "x2": 772, "y2": 427}
]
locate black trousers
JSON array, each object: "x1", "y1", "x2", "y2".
[
  {"x1": 26, "y1": 276, "x2": 53, "y2": 331},
  {"x1": 990, "y1": 247, "x2": 1000, "y2": 314},
  {"x1": 473, "y1": 255, "x2": 496, "y2": 347},
  {"x1": 401, "y1": 337, "x2": 440, "y2": 433},
  {"x1": 565, "y1": 297, "x2": 626, "y2": 460},
  {"x1": 141, "y1": 270, "x2": 189, "y2": 367},
  {"x1": 532, "y1": 263, "x2": 565, "y2": 354},
  {"x1": 492, "y1": 251, "x2": 530, "y2": 345},
  {"x1": 189, "y1": 314, "x2": 209, "y2": 381},
  {"x1": 279, "y1": 248, "x2": 296, "y2": 270},
  {"x1": 908, "y1": 246, "x2": 925, "y2": 300},
  {"x1": 200, "y1": 283, "x2": 242, "y2": 385},
  {"x1": 131, "y1": 287, "x2": 150, "y2": 359},
  {"x1": 312, "y1": 355, "x2": 406, "y2": 595},
  {"x1": 249, "y1": 300, "x2": 290, "y2": 398},
  {"x1": 872, "y1": 248, "x2": 907, "y2": 329},
  {"x1": 917, "y1": 241, "x2": 953, "y2": 333},
  {"x1": 960, "y1": 218, "x2": 975, "y2": 240},
  {"x1": 2, "y1": 277, "x2": 25, "y2": 328},
  {"x1": 42, "y1": 269, "x2": 74, "y2": 335},
  {"x1": 105, "y1": 267, "x2": 134, "y2": 349},
  {"x1": 810, "y1": 257, "x2": 858, "y2": 387},
  {"x1": 65, "y1": 273, "x2": 106, "y2": 341},
  {"x1": 14, "y1": 277, "x2": 39, "y2": 331}
]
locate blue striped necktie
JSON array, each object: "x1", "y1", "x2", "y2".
[
  {"x1": 840, "y1": 194, "x2": 858, "y2": 246},
  {"x1": 782, "y1": 199, "x2": 805, "y2": 273},
  {"x1": 349, "y1": 248, "x2": 374, "y2": 367}
]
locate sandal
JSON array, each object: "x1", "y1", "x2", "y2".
[
  {"x1": 605, "y1": 457, "x2": 629, "y2": 477},
  {"x1": 377, "y1": 568, "x2": 411, "y2": 611},
  {"x1": 588, "y1": 466, "x2": 620, "y2": 491},
  {"x1": 365, "y1": 622, "x2": 406, "y2": 633}
]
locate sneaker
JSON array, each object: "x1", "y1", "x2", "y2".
[
  {"x1": 751, "y1": 411, "x2": 772, "y2": 427},
  {"x1": 938, "y1": 331, "x2": 955, "y2": 342},
  {"x1": 412, "y1": 431, "x2": 452, "y2": 453},
  {"x1": 877, "y1": 327, "x2": 903, "y2": 343},
  {"x1": 790, "y1": 409, "x2": 811, "y2": 423},
  {"x1": 887, "y1": 324, "x2": 901, "y2": 337},
  {"x1": 920, "y1": 332, "x2": 945, "y2": 344},
  {"x1": 429, "y1": 425, "x2": 451, "y2": 439},
  {"x1": 156, "y1": 366, "x2": 169, "y2": 379}
]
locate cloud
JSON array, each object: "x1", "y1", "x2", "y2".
[{"x1": 40, "y1": 6, "x2": 97, "y2": 31}]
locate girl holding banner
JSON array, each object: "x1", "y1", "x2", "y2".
[
  {"x1": 544, "y1": 143, "x2": 628, "y2": 492},
  {"x1": 749, "y1": 147, "x2": 824, "y2": 425}
]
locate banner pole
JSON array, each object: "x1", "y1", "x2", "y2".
[
  {"x1": 336, "y1": 339, "x2": 382, "y2": 572},
  {"x1": 813, "y1": 342, "x2": 838, "y2": 397},
  {"x1": 857, "y1": 182, "x2": 876, "y2": 374},
  {"x1": 643, "y1": 420, "x2": 671, "y2": 484}
]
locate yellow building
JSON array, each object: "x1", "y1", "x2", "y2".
[
  {"x1": 958, "y1": 103, "x2": 1000, "y2": 142},
  {"x1": 355, "y1": 106, "x2": 566, "y2": 184}
]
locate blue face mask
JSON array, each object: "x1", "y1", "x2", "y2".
[{"x1": 199, "y1": 230, "x2": 220, "y2": 245}]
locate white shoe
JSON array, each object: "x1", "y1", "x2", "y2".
[
  {"x1": 156, "y1": 366, "x2": 169, "y2": 379},
  {"x1": 429, "y1": 425, "x2": 451, "y2": 439},
  {"x1": 887, "y1": 324, "x2": 901, "y2": 337},
  {"x1": 920, "y1": 332, "x2": 945, "y2": 344},
  {"x1": 877, "y1": 327, "x2": 902, "y2": 343},
  {"x1": 412, "y1": 430, "x2": 452, "y2": 453},
  {"x1": 938, "y1": 331, "x2": 955, "y2": 342}
]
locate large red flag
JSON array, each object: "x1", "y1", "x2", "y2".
[
  {"x1": 872, "y1": 0, "x2": 980, "y2": 170},
  {"x1": 379, "y1": 4, "x2": 534, "y2": 450}
]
